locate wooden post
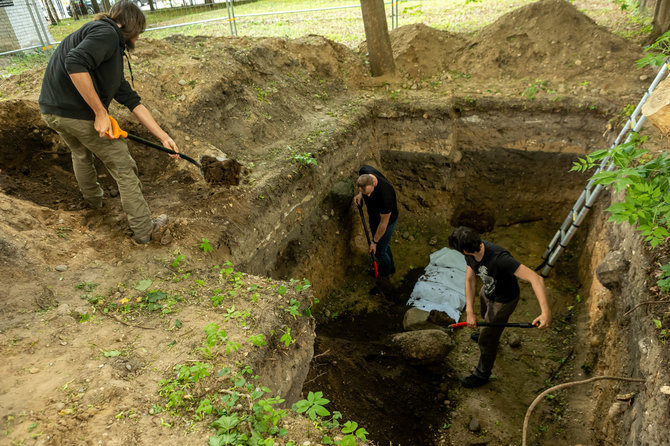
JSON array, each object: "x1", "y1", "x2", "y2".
[
  {"x1": 641, "y1": 77, "x2": 670, "y2": 137},
  {"x1": 360, "y1": 0, "x2": 396, "y2": 77}
]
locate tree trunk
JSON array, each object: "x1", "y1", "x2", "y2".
[
  {"x1": 91, "y1": 0, "x2": 101, "y2": 14},
  {"x1": 639, "y1": 0, "x2": 658, "y2": 15},
  {"x1": 100, "y1": 0, "x2": 111, "y2": 12},
  {"x1": 149, "y1": 0, "x2": 155, "y2": 12},
  {"x1": 42, "y1": 0, "x2": 59, "y2": 23},
  {"x1": 650, "y1": 0, "x2": 670, "y2": 42},
  {"x1": 360, "y1": 0, "x2": 395, "y2": 76},
  {"x1": 71, "y1": 1, "x2": 80, "y2": 20}
]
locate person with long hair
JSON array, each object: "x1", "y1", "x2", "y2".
[{"x1": 39, "y1": 0, "x2": 177, "y2": 244}]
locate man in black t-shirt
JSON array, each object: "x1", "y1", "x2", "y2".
[
  {"x1": 354, "y1": 165, "x2": 399, "y2": 290},
  {"x1": 449, "y1": 226, "x2": 551, "y2": 388}
]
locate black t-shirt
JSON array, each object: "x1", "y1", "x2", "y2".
[
  {"x1": 465, "y1": 241, "x2": 521, "y2": 302},
  {"x1": 359, "y1": 165, "x2": 398, "y2": 229}
]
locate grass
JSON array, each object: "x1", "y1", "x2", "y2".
[{"x1": 0, "y1": 0, "x2": 651, "y2": 77}]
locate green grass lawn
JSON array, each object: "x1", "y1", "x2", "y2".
[{"x1": 1, "y1": 0, "x2": 650, "y2": 78}]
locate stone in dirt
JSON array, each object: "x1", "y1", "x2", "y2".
[{"x1": 390, "y1": 329, "x2": 454, "y2": 364}]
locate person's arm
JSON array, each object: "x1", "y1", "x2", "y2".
[
  {"x1": 514, "y1": 264, "x2": 551, "y2": 328},
  {"x1": 131, "y1": 104, "x2": 180, "y2": 154},
  {"x1": 69, "y1": 72, "x2": 111, "y2": 138},
  {"x1": 465, "y1": 265, "x2": 477, "y2": 328},
  {"x1": 369, "y1": 212, "x2": 390, "y2": 254}
]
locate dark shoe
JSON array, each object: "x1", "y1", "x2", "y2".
[
  {"x1": 369, "y1": 286, "x2": 382, "y2": 296},
  {"x1": 460, "y1": 374, "x2": 488, "y2": 388},
  {"x1": 470, "y1": 332, "x2": 480, "y2": 342},
  {"x1": 427, "y1": 310, "x2": 456, "y2": 326},
  {"x1": 133, "y1": 214, "x2": 168, "y2": 244}
]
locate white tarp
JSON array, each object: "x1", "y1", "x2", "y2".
[{"x1": 407, "y1": 247, "x2": 467, "y2": 322}]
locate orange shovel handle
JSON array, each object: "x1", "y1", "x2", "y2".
[{"x1": 105, "y1": 116, "x2": 128, "y2": 140}]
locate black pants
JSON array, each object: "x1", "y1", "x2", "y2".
[{"x1": 474, "y1": 288, "x2": 519, "y2": 379}]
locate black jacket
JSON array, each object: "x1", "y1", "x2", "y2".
[{"x1": 39, "y1": 17, "x2": 141, "y2": 120}]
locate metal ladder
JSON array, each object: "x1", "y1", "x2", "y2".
[{"x1": 536, "y1": 58, "x2": 670, "y2": 277}]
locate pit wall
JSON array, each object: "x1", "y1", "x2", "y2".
[
  {"x1": 578, "y1": 193, "x2": 669, "y2": 445},
  {"x1": 243, "y1": 99, "x2": 610, "y2": 299}
]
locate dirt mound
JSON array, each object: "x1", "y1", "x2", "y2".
[
  {"x1": 385, "y1": 23, "x2": 465, "y2": 78},
  {"x1": 458, "y1": 0, "x2": 647, "y2": 86},
  {"x1": 381, "y1": 0, "x2": 650, "y2": 89}
]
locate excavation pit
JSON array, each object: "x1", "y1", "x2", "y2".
[{"x1": 265, "y1": 104, "x2": 609, "y2": 445}]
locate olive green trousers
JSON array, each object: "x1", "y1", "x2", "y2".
[{"x1": 42, "y1": 114, "x2": 153, "y2": 239}]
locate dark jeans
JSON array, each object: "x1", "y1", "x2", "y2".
[
  {"x1": 372, "y1": 219, "x2": 397, "y2": 277},
  {"x1": 474, "y1": 287, "x2": 519, "y2": 379}
]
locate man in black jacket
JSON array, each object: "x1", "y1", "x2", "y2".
[
  {"x1": 354, "y1": 165, "x2": 399, "y2": 294},
  {"x1": 39, "y1": 0, "x2": 177, "y2": 244}
]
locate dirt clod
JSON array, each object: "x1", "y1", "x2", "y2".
[{"x1": 201, "y1": 155, "x2": 243, "y2": 185}]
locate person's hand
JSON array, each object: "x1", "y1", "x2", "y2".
[
  {"x1": 95, "y1": 113, "x2": 112, "y2": 138},
  {"x1": 354, "y1": 192, "x2": 363, "y2": 207},
  {"x1": 533, "y1": 312, "x2": 551, "y2": 328},
  {"x1": 466, "y1": 311, "x2": 477, "y2": 328},
  {"x1": 161, "y1": 136, "x2": 180, "y2": 159},
  {"x1": 369, "y1": 242, "x2": 377, "y2": 255}
]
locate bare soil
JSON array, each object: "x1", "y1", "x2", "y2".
[{"x1": 1, "y1": 0, "x2": 668, "y2": 445}]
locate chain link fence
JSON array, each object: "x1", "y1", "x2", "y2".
[{"x1": 1, "y1": 0, "x2": 406, "y2": 57}]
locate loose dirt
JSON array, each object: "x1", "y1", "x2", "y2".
[{"x1": 0, "y1": 0, "x2": 668, "y2": 445}]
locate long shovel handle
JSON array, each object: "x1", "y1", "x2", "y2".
[
  {"x1": 450, "y1": 321, "x2": 538, "y2": 329},
  {"x1": 357, "y1": 203, "x2": 378, "y2": 279},
  {"x1": 126, "y1": 133, "x2": 202, "y2": 169},
  {"x1": 106, "y1": 115, "x2": 202, "y2": 168}
]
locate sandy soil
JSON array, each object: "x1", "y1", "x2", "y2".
[{"x1": 0, "y1": 0, "x2": 668, "y2": 445}]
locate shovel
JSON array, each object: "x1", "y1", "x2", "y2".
[
  {"x1": 357, "y1": 203, "x2": 378, "y2": 279},
  {"x1": 105, "y1": 116, "x2": 202, "y2": 170},
  {"x1": 449, "y1": 321, "x2": 538, "y2": 330}
]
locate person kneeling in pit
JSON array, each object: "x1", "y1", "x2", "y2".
[{"x1": 449, "y1": 226, "x2": 551, "y2": 388}]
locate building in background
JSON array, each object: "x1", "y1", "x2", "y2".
[{"x1": 0, "y1": 0, "x2": 55, "y2": 54}]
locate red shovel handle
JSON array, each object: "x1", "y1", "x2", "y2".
[
  {"x1": 450, "y1": 322, "x2": 468, "y2": 329},
  {"x1": 373, "y1": 260, "x2": 378, "y2": 279}
]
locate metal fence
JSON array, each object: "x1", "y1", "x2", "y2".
[
  {"x1": 0, "y1": 0, "x2": 404, "y2": 57},
  {"x1": 0, "y1": 0, "x2": 55, "y2": 56}
]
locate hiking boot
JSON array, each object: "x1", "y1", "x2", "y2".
[
  {"x1": 470, "y1": 331, "x2": 480, "y2": 342},
  {"x1": 133, "y1": 214, "x2": 169, "y2": 245},
  {"x1": 460, "y1": 374, "x2": 488, "y2": 388}
]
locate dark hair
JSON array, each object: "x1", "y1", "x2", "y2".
[
  {"x1": 357, "y1": 174, "x2": 374, "y2": 188},
  {"x1": 98, "y1": 0, "x2": 145, "y2": 42},
  {"x1": 448, "y1": 226, "x2": 481, "y2": 253}
]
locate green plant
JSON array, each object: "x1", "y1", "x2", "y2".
[
  {"x1": 172, "y1": 253, "x2": 185, "y2": 268},
  {"x1": 571, "y1": 133, "x2": 669, "y2": 247},
  {"x1": 248, "y1": 334, "x2": 266, "y2": 347},
  {"x1": 658, "y1": 263, "x2": 670, "y2": 292},
  {"x1": 211, "y1": 289, "x2": 225, "y2": 307},
  {"x1": 522, "y1": 79, "x2": 549, "y2": 100},
  {"x1": 339, "y1": 421, "x2": 369, "y2": 446},
  {"x1": 283, "y1": 298, "x2": 301, "y2": 319},
  {"x1": 291, "y1": 152, "x2": 317, "y2": 167},
  {"x1": 292, "y1": 391, "x2": 330, "y2": 420},
  {"x1": 637, "y1": 30, "x2": 670, "y2": 69},
  {"x1": 280, "y1": 327, "x2": 293, "y2": 347},
  {"x1": 200, "y1": 238, "x2": 213, "y2": 253}
]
